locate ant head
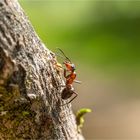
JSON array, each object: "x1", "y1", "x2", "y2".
[
  {"x1": 64, "y1": 62, "x2": 75, "y2": 71},
  {"x1": 56, "y1": 48, "x2": 76, "y2": 71},
  {"x1": 71, "y1": 64, "x2": 76, "y2": 71}
]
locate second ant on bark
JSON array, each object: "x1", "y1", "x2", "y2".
[{"x1": 56, "y1": 48, "x2": 81, "y2": 105}]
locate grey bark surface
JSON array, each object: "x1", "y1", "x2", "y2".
[{"x1": 0, "y1": 0, "x2": 84, "y2": 139}]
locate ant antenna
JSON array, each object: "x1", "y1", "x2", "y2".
[
  {"x1": 55, "y1": 53, "x2": 66, "y2": 60},
  {"x1": 57, "y1": 48, "x2": 71, "y2": 62}
]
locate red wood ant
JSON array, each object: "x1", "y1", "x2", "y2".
[{"x1": 56, "y1": 48, "x2": 81, "y2": 105}]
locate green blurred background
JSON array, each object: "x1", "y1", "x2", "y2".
[{"x1": 19, "y1": 0, "x2": 140, "y2": 139}]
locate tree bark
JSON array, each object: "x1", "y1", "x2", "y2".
[{"x1": 0, "y1": 0, "x2": 84, "y2": 139}]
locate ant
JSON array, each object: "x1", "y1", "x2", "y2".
[{"x1": 56, "y1": 48, "x2": 81, "y2": 105}]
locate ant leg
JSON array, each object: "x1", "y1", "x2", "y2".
[
  {"x1": 61, "y1": 91, "x2": 78, "y2": 106},
  {"x1": 67, "y1": 91, "x2": 78, "y2": 104},
  {"x1": 74, "y1": 80, "x2": 82, "y2": 84},
  {"x1": 64, "y1": 69, "x2": 67, "y2": 78},
  {"x1": 64, "y1": 69, "x2": 72, "y2": 80},
  {"x1": 58, "y1": 85, "x2": 66, "y2": 88}
]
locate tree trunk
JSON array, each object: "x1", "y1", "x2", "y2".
[{"x1": 0, "y1": 0, "x2": 84, "y2": 139}]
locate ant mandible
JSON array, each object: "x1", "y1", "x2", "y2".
[{"x1": 56, "y1": 48, "x2": 81, "y2": 105}]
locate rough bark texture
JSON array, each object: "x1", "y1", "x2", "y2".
[{"x1": 0, "y1": 0, "x2": 84, "y2": 139}]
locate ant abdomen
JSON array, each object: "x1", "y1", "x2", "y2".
[{"x1": 61, "y1": 87, "x2": 73, "y2": 100}]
